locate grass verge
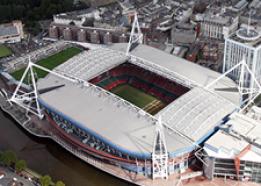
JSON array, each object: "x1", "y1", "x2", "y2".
[{"x1": 0, "y1": 45, "x2": 12, "y2": 58}]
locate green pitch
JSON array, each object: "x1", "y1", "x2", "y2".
[
  {"x1": 111, "y1": 84, "x2": 159, "y2": 109},
  {"x1": 11, "y1": 47, "x2": 82, "y2": 82},
  {"x1": 0, "y1": 45, "x2": 12, "y2": 58}
]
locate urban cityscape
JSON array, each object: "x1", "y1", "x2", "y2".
[{"x1": 0, "y1": 0, "x2": 261, "y2": 186}]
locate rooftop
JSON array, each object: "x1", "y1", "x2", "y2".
[
  {"x1": 229, "y1": 28, "x2": 261, "y2": 48},
  {"x1": 236, "y1": 28, "x2": 260, "y2": 41},
  {"x1": 227, "y1": 112, "x2": 261, "y2": 146},
  {"x1": 204, "y1": 130, "x2": 261, "y2": 163},
  {"x1": 204, "y1": 130, "x2": 249, "y2": 159},
  {"x1": 204, "y1": 111, "x2": 261, "y2": 162},
  {"x1": 202, "y1": 14, "x2": 233, "y2": 26},
  {"x1": 0, "y1": 24, "x2": 18, "y2": 37}
]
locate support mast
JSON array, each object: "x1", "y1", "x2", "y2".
[
  {"x1": 10, "y1": 58, "x2": 44, "y2": 119},
  {"x1": 126, "y1": 12, "x2": 143, "y2": 56},
  {"x1": 152, "y1": 115, "x2": 169, "y2": 179}
]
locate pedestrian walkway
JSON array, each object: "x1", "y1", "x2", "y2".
[{"x1": 0, "y1": 166, "x2": 35, "y2": 186}]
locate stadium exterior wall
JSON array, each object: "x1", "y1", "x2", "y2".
[
  {"x1": 38, "y1": 98, "x2": 152, "y2": 159},
  {"x1": 39, "y1": 97, "x2": 203, "y2": 159},
  {"x1": 38, "y1": 98, "x2": 193, "y2": 175}
]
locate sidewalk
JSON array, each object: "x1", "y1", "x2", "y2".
[{"x1": 0, "y1": 166, "x2": 35, "y2": 186}]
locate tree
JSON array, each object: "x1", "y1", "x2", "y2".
[
  {"x1": 1, "y1": 150, "x2": 17, "y2": 166},
  {"x1": 15, "y1": 159, "x2": 27, "y2": 172},
  {"x1": 55, "y1": 181, "x2": 65, "y2": 186},
  {"x1": 0, "y1": 152, "x2": 3, "y2": 164},
  {"x1": 0, "y1": 0, "x2": 77, "y2": 26},
  {"x1": 39, "y1": 175, "x2": 52, "y2": 186}
]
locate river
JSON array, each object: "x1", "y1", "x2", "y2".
[{"x1": 0, "y1": 110, "x2": 131, "y2": 186}]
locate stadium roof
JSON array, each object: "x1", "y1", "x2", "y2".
[
  {"x1": 156, "y1": 87, "x2": 236, "y2": 141},
  {"x1": 56, "y1": 48, "x2": 129, "y2": 80},
  {"x1": 37, "y1": 44, "x2": 240, "y2": 158},
  {"x1": 108, "y1": 43, "x2": 240, "y2": 105}
]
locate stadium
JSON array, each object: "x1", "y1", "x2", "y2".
[{"x1": 9, "y1": 40, "x2": 237, "y2": 183}]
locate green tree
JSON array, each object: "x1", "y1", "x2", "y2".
[
  {"x1": 55, "y1": 181, "x2": 65, "y2": 186},
  {"x1": 0, "y1": 152, "x2": 3, "y2": 164},
  {"x1": 0, "y1": 0, "x2": 77, "y2": 26},
  {"x1": 197, "y1": 50, "x2": 204, "y2": 60},
  {"x1": 39, "y1": 175, "x2": 52, "y2": 186},
  {"x1": 15, "y1": 159, "x2": 27, "y2": 172},
  {"x1": 1, "y1": 150, "x2": 17, "y2": 166}
]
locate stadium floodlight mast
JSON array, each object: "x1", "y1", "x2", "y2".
[
  {"x1": 9, "y1": 57, "x2": 79, "y2": 119},
  {"x1": 9, "y1": 57, "x2": 44, "y2": 119},
  {"x1": 152, "y1": 115, "x2": 169, "y2": 179},
  {"x1": 126, "y1": 12, "x2": 143, "y2": 56},
  {"x1": 205, "y1": 57, "x2": 261, "y2": 109}
]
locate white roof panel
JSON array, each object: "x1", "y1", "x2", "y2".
[
  {"x1": 157, "y1": 87, "x2": 236, "y2": 141},
  {"x1": 56, "y1": 48, "x2": 128, "y2": 81}
]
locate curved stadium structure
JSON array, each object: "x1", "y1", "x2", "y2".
[{"x1": 31, "y1": 43, "x2": 240, "y2": 184}]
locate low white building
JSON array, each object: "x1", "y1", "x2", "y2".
[{"x1": 204, "y1": 111, "x2": 261, "y2": 183}]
